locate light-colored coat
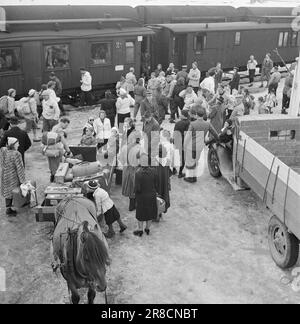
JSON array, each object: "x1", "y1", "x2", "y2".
[{"x1": 93, "y1": 117, "x2": 111, "y2": 140}]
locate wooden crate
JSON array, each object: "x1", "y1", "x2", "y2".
[
  {"x1": 34, "y1": 204, "x2": 56, "y2": 223},
  {"x1": 54, "y1": 163, "x2": 69, "y2": 184}
]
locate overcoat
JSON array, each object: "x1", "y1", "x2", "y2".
[{"x1": 0, "y1": 147, "x2": 25, "y2": 199}]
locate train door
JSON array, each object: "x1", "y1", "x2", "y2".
[
  {"x1": 173, "y1": 34, "x2": 187, "y2": 68},
  {"x1": 22, "y1": 42, "x2": 42, "y2": 93},
  {"x1": 193, "y1": 33, "x2": 207, "y2": 69},
  {"x1": 42, "y1": 42, "x2": 72, "y2": 91},
  {"x1": 0, "y1": 44, "x2": 24, "y2": 97}
]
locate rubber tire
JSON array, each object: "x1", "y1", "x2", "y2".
[
  {"x1": 268, "y1": 216, "x2": 299, "y2": 269},
  {"x1": 207, "y1": 147, "x2": 221, "y2": 178}
]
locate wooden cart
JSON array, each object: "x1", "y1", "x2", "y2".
[{"x1": 207, "y1": 115, "x2": 300, "y2": 269}]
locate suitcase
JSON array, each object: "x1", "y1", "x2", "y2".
[{"x1": 72, "y1": 161, "x2": 102, "y2": 178}]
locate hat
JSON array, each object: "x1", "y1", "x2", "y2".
[
  {"x1": 42, "y1": 90, "x2": 50, "y2": 96},
  {"x1": 181, "y1": 110, "x2": 189, "y2": 119},
  {"x1": 87, "y1": 180, "x2": 99, "y2": 190},
  {"x1": 233, "y1": 67, "x2": 239, "y2": 71},
  {"x1": 7, "y1": 88, "x2": 16, "y2": 96},
  {"x1": 182, "y1": 65, "x2": 187, "y2": 68},
  {"x1": 119, "y1": 88, "x2": 127, "y2": 95},
  {"x1": 7, "y1": 137, "x2": 18, "y2": 147},
  {"x1": 28, "y1": 89, "x2": 36, "y2": 97}
]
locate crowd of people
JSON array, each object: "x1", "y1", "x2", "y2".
[{"x1": 0, "y1": 55, "x2": 297, "y2": 240}]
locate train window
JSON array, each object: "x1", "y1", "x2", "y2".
[
  {"x1": 125, "y1": 41, "x2": 135, "y2": 64},
  {"x1": 0, "y1": 47, "x2": 21, "y2": 73},
  {"x1": 290, "y1": 32, "x2": 298, "y2": 47},
  {"x1": 44, "y1": 44, "x2": 70, "y2": 70},
  {"x1": 234, "y1": 32, "x2": 241, "y2": 46},
  {"x1": 193, "y1": 34, "x2": 207, "y2": 52},
  {"x1": 91, "y1": 43, "x2": 112, "y2": 65},
  {"x1": 278, "y1": 32, "x2": 289, "y2": 47}
]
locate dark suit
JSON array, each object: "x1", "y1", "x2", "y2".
[
  {"x1": 229, "y1": 73, "x2": 240, "y2": 93},
  {"x1": 0, "y1": 126, "x2": 32, "y2": 165}
]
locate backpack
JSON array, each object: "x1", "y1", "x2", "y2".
[
  {"x1": 17, "y1": 97, "x2": 31, "y2": 115},
  {"x1": 0, "y1": 96, "x2": 8, "y2": 115},
  {"x1": 42, "y1": 131, "x2": 61, "y2": 146}
]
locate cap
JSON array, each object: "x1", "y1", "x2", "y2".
[
  {"x1": 182, "y1": 65, "x2": 187, "y2": 68},
  {"x1": 87, "y1": 180, "x2": 99, "y2": 190},
  {"x1": 28, "y1": 89, "x2": 36, "y2": 97}
]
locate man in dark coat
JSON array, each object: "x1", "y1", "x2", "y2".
[
  {"x1": 229, "y1": 67, "x2": 240, "y2": 94},
  {"x1": 0, "y1": 116, "x2": 31, "y2": 165},
  {"x1": 173, "y1": 109, "x2": 190, "y2": 178},
  {"x1": 260, "y1": 53, "x2": 274, "y2": 88}
]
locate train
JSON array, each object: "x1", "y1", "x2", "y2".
[{"x1": 0, "y1": 5, "x2": 298, "y2": 100}]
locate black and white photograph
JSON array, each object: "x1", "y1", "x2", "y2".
[{"x1": 0, "y1": 0, "x2": 300, "y2": 306}]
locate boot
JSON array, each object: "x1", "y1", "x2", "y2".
[
  {"x1": 118, "y1": 220, "x2": 127, "y2": 233},
  {"x1": 184, "y1": 177, "x2": 197, "y2": 183},
  {"x1": 6, "y1": 208, "x2": 17, "y2": 217},
  {"x1": 50, "y1": 174, "x2": 55, "y2": 183},
  {"x1": 104, "y1": 228, "x2": 115, "y2": 239},
  {"x1": 129, "y1": 198, "x2": 136, "y2": 211}
]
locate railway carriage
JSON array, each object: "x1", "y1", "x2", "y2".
[
  {"x1": 148, "y1": 21, "x2": 300, "y2": 73},
  {"x1": 0, "y1": 5, "x2": 299, "y2": 97},
  {"x1": 0, "y1": 6, "x2": 154, "y2": 98}
]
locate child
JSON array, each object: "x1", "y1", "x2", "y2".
[
  {"x1": 80, "y1": 126, "x2": 97, "y2": 146},
  {"x1": 86, "y1": 180, "x2": 127, "y2": 238},
  {"x1": 257, "y1": 97, "x2": 269, "y2": 114},
  {"x1": 265, "y1": 89, "x2": 278, "y2": 114}
]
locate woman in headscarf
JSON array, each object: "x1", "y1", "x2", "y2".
[
  {"x1": 85, "y1": 180, "x2": 127, "y2": 238},
  {"x1": 119, "y1": 130, "x2": 142, "y2": 211},
  {"x1": 134, "y1": 153, "x2": 158, "y2": 237},
  {"x1": 82, "y1": 116, "x2": 95, "y2": 135},
  {"x1": 0, "y1": 137, "x2": 25, "y2": 216}
]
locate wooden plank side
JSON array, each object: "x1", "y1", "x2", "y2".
[{"x1": 236, "y1": 131, "x2": 300, "y2": 239}]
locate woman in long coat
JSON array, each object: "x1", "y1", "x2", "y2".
[
  {"x1": 134, "y1": 153, "x2": 158, "y2": 237},
  {"x1": 155, "y1": 144, "x2": 171, "y2": 221},
  {"x1": 119, "y1": 130, "x2": 141, "y2": 211},
  {"x1": 0, "y1": 137, "x2": 25, "y2": 216}
]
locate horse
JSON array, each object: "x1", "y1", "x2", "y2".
[{"x1": 51, "y1": 196, "x2": 110, "y2": 304}]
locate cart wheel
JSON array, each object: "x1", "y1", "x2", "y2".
[
  {"x1": 207, "y1": 147, "x2": 221, "y2": 178},
  {"x1": 268, "y1": 216, "x2": 299, "y2": 269}
]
